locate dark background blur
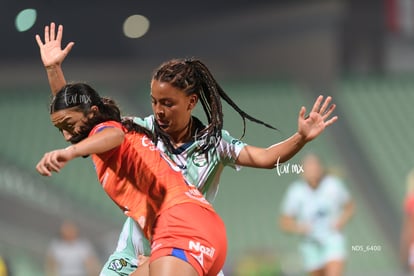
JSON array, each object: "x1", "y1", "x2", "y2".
[
  {"x1": 0, "y1": 0, "x2": 388, "y2": 87},
  {"x1": 1, "y1": 0, "x2": 414, "y2": 275}
]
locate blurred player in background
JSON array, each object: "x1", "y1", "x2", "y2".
[
  {"x1": 45, "y1": 220, "x2": 101, "y2": 276},
  {"x1": 279, "y1": 153, "x2": 355, "y2": 276}
]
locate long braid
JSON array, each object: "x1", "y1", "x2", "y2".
[
  {"x1": 152, "y1": 58, "x2": 277, "y2": 153},
  {"x1": 217, "y1": 85, "x2": 278, "y2": 138},
  {"x1": 153, "y1": 118, "x2": 175, "y2": 154},
  {"x1": 192, "y1": 60, "x2": 277, "y2": 139},
  {"x1": 191, "y1": 60, "x2": 223, "y2": 149}
]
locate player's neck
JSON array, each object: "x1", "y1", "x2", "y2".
[{"x1": 171, "y1": 118, "x2": 194, "y2": 148}]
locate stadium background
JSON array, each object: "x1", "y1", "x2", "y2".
[{"x1": 1, "y1": 0, "x2": 413, "y2": 275}]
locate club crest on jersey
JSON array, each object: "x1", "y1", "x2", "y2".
[
  {"x1": 192, "y1": 153, "x2": 207, "y2": 167},
  {"x1": 107, "y1": 258, "x2": 134, "y2": 275}
]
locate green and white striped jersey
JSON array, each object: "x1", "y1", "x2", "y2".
[{"x1": 133, "y1": 115, "x2": 246, "y2": 203}]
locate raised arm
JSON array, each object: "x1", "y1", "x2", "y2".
[
  {"x1": 35, "y1": 22, "x2": 74, "y2": 95},
  {"x1": 36, "y1": 127, "x2": 124, "y2": 176},
  {"x1": 236, "y1": 95, "x2": 338, "y2": 168}
]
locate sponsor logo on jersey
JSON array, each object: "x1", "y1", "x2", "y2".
[
  {"x1": 190, "y1": 251, "x2": 204, "y2": 267},
  {"x1": 231, "y1": 139, "x2": 242, "y2": 145},
  {"x1": 141, "y1": 136, "x2": 157, "y2": 151},
  {"x1": 188, "y1": 240, "x2": 216, "y2": 266}
]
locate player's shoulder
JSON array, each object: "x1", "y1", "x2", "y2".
[
  {"x1": 132, "y1": 115, "x2": 154, "y2": 129},
  {"x1": 220, "y1": 129, "x2": 245, "y2": 146},
  {"x1": 322, "y1": 175, "x2": 344, "y2": 186},
  {"x1": 91, "y1": 120, "x2": 122, "y2": 135}
]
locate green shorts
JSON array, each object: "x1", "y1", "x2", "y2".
[
  {"x1": 100, "y1": 217, "x2": 151, "y2": 276},
  {"x1": 299, "y1": 233, "x2": 346, "y2": 272}
]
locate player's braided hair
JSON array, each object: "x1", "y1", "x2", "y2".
[{"x1": 152, "y1": 58, "x2": 277, "y2": 153}]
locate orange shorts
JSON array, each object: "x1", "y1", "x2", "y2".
[{"x1": 150, "y1": 203, "x2": 227, "y2": 276}]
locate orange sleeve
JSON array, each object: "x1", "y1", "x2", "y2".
[
  {"x1": 89, "y1": 121, "x2": 124, "y2": 161},
  {"x1": 404, "y1": 195, "x2": 414, "y2": 215}
]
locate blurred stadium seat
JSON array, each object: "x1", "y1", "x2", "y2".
[{"x1": 0, "y1": 78, "x2": 405, "y2": 275}]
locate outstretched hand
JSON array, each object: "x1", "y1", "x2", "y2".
[
  {"x1": 298, "y1": 95, "x2": 338, "y2": 142},
  {"x1": 36, "y1": 148, "x2": 74, "y2": 176},
  {"x1": 35, "y1": 22, "x2": 74, "y2": 68}
]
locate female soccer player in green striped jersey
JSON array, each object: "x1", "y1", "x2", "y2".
[{"x1": 36, "y1": 22, "x2": 337, "y2": 276}]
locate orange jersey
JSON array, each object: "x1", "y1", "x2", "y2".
[
  {"x1": 405, "y1": 194, "x2": 414, "y2": 215},
  {"x1": 89, "y1": 121, "x2": 213, "y2": 239}
]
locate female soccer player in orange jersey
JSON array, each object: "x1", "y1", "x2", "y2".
[{"x1": 36, "y1": 83, "x2": 227, "y2": 276}]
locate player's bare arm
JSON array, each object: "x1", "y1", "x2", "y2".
[{"x1": 35, "y1": 22, "x2": 74, "y2": 95}]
